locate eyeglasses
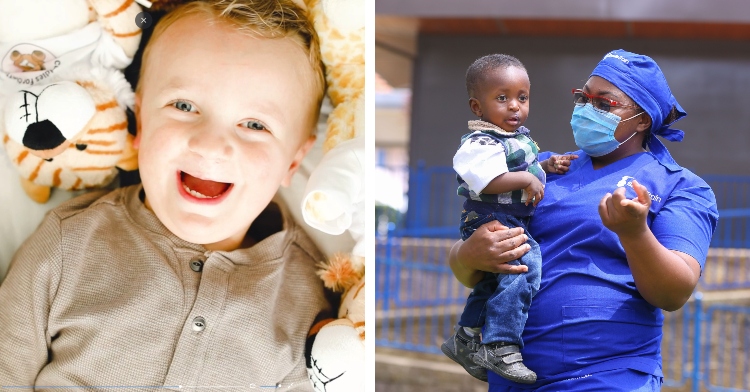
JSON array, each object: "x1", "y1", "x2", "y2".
[{"x1": 572, "y1": 89, "x2": 640, "y2": 112}]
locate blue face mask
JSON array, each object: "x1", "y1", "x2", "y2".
[{"x1": 571, "y1": 103, "x2": 641, "y2": 157}]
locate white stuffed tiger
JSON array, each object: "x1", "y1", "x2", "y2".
[
  {"x1": 2, "y1": 73, "x2": 138, "y2": 203},
  {"x1": 0, "y1": 0, "x2": 141, "y2": 203}
]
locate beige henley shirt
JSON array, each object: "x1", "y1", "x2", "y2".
[{"x1": 0, "y1": 185, "x2": 330, "y2": 391}]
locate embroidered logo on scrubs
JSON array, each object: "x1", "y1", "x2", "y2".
[
  {"x1": 616, "y1": 176, "x2": 635, "y2": 187},
  {"x1": 615, "y1": 176, "x2": 662, "y2": 204}
]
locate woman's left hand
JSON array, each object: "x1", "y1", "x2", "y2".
[{"x1": 598, "y1": 179, "x2": 651, "y2": 237}]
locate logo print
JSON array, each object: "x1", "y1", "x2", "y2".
[
  {"x1": 615, "y1": 175, "x2": 662, "y2": 204},
  {"x1": 616, "y1": 176, "x2": 634, "y2": 187}
]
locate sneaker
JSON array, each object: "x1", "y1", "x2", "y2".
[
  {"x1": 440, "y1": 326, "x2": 488, "y2": 382},
  {"x1": 470, "y1": 343, "x2": 536, "y2": 384}
]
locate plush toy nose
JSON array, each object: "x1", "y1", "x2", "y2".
[{"x1": 23, "y1": 120, "x2": 68, "y2": 159}]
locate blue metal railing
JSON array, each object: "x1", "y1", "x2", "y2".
[
  {"x1": 384, "y1": 165, "x2": 750, "y2": 289},
  {"x1": 399, "y1": 165, "x2": 750, "y2": 244},
  {"x1": 702, "y1": 303, "x2": 750, "y2": 391},
  {"x1": 376, "y1": 238, "x2": 750, "y2": 391},
  {"x1": 377, "y1": 164, "x2": 750, "y2": 389}
]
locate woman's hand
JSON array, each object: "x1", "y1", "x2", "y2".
[
  {"x1": 598, "y1": 179, "x2": 650, "y2": 237},
  {"x1": 449, "y1": 220, "x2": 531, "y2": 287},
  {"x1": 599, "y1": 179, "x2": 700, "y2": 311}
]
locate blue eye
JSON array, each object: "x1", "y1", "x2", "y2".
[
  {"x1": 172, "y1": 100, "x2": 195, "y2": 112},
  {"x1": 243, "y1": 120, "x2": 267, "y2": 131}
]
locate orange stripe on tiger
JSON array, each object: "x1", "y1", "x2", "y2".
[
  {"x1": 84, "y1": 149, "x2": 124, "y2": 155},
  {"x1": 72, "y1": 178, "x2": 83, "y2": 189},
  {"x1": 112, "y1": 30, "x2": 141, "y2": 38},
  {"x1": 72, "y1": 166, "x2": 116, "y2": 171},
  {"x1": 88, "y1": 121, "x2": 127, "y2": 134},
  {"x1": 76, "y1": 80, "x2": 96, "y2": 88},
  {"x1": 77, "y1": 140, "x2": 117, "y2": 146},
  {"x1": 28, "y1": 160, "x2": 44, "y2": 182},
  {"x1": 96, "y1": 100, "x2": 119, "y2": 111},
  {"x1": 308, "y1": 318, "x2": 335, "y2": 337},
  {"x1": 353, "y1": 321, "x2": 365, "y2": 329},
  {"x1": 2, "y1": 134, "x2": 8, "y2": 144},
  {"x1": 102, "y1": 0, "x2": 134, "y2": 18},
  {"x1": 353, "y1": 282, "x2": 364, "y2": 299},
  {"x1": 52, "y1": 168, "x2": 63, "y2": 188},
  {"x1": 16, "y1": 150, "x2": 29, "y2": 165}
]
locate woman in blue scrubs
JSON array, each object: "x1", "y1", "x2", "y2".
[{"x1": 448, "y1": 49, "x2": 719, "y2": 391}]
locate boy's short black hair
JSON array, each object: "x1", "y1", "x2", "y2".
[{"x1": 466, "y1": 54, "x2": 526, "y2": 97}]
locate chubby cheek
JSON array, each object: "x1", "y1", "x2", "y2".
[
  {"x1": 137, "y1": 135, "x2": 167, "y2": 177},
  {"x1": 521, "y1": 109, "x2": 530, "y2": 122},
  {"x1": 238, "y1": 144, "x2": 291, "y2": 186},
  {"x1": 137, "y1": 129, "x2": 183, "y2": 199},
  {"x1": 140, "y1": 120, "x2": 180, "y2": 157}
]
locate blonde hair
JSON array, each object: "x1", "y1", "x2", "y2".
[{"x1": 137, "y1": 0, "x2": 326, "y2": 130}]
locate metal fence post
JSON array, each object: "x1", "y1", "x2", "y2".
[
  {"x1": 692, "y1": 291, "x2": 703, "y2": 392},
  {"x1": 383, "y1": 235, "x2": 393, "y2": 312},
  {"x1": 416, "y1": 161, "x2": 427, "y2": 228}
]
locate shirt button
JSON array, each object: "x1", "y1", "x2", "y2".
[
  {"x1": 192, "y1": 316, "x2": 206, "y2": 332},
  {"x1": 190, "y1": 257, "x2": 204, "y2": 272}
]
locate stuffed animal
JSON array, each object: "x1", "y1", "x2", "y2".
[
  {"x1": 306, "y1": 253, "x2": 365, "y2": 392},
  {"x1": 295, "y1": 0, "x2": 365, "y2": 390},
  {"x1": 0, "y1": 0, "x2": 141, "y2": 203},
  {"x1": 302, "y1": 137, "x2": 365, "y2": 392}
]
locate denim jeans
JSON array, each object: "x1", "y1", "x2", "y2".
[{"x1": 457, "y1": 203, "x2": 542, "y2": 348}]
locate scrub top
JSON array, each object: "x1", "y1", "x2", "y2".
[{"x1": 488, "y1": 150, "x2": 718, "y2": 389}]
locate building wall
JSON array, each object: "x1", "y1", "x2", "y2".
[{"x1": 409, "y1": 35, "x2": 750, "y2": 176}]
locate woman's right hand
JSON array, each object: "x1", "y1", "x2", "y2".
[{"x1": 449, "y1": 220, "x2": 531, "y2": 287}]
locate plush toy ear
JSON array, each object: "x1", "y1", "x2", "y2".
[
  {"x1": 31, "y1": 50, "x2": 46, "y2": 61},
  {"x1": 20, "y1": 177, "x2": 51, "y2": 204}
]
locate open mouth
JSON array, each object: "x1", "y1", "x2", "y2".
[{"x1": 180, "y1": 171, "x2": 233, "y2": 200}]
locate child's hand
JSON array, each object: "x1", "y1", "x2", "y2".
[
  {"x1": 598, "y1": 179, "x2": 651, "y2": 237},
  {"x1": 544, "y1": 154, "x2": 579, "y2": 174},
  {"x1": 524, "y1": 177, "x2": 544, "y2": 207}
]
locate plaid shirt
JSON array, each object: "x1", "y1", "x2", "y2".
[{"x1": 455, "y1": 120, "x2": 545, "y2": 205}]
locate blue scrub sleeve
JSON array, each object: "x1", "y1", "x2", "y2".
[{"x1": 650, "y1": 184, "x2": 719, "y2": 270}]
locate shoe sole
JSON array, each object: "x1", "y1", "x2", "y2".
[
  {"x1": 470, "y1": 354, "x2": 536, "y2": 384},
  {"x1": 441, "y1": 342, "x2": 488, "y2": 382}
]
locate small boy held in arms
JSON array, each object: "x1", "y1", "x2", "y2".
[
  {"x1": 441, "y1": 54, "x2": 576, "y2": 384},
  {"x1": 0, "y1": 0, "x2": 331, "y2": 389}
]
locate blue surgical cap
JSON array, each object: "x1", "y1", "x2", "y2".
[{"x1": 590, "y1": 49, "x2": 686, "y2": 171}]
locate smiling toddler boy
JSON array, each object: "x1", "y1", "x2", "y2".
[{"x1": 0, "y1": 0, "x2": 330, "y2": 389}]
